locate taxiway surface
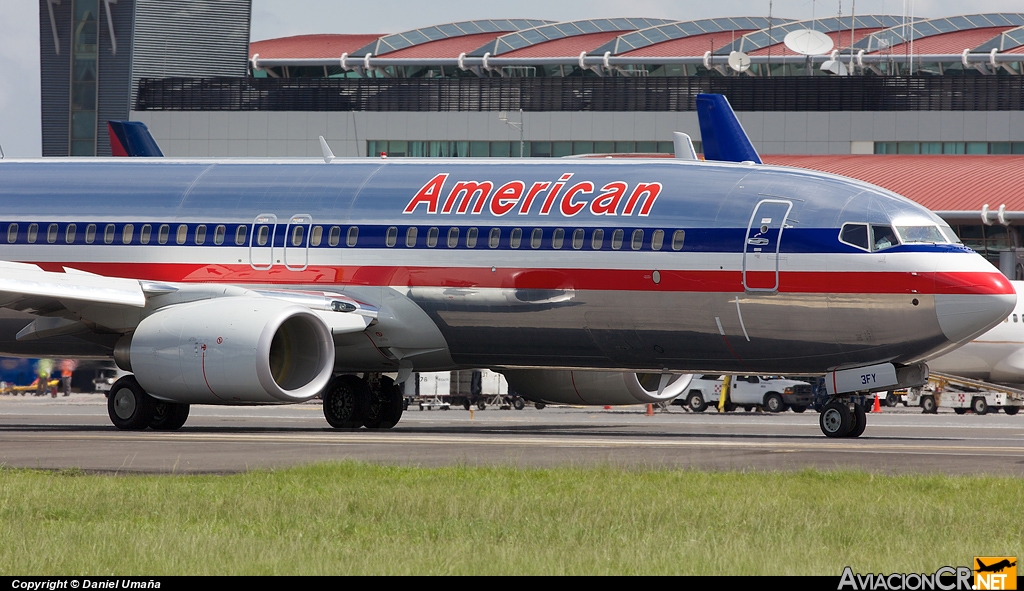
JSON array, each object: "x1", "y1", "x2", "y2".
[{"x1": 1, "y1": 394, "x2": 1023, "y2": 475}]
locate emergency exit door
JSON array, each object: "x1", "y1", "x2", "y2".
[{"x1": 743, "y1": 199, "x2": 792, "y2": 292}]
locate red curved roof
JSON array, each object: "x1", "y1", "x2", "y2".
[
  {"x1": 250, "y1": 34, "x2": 382, "y2": 59},
  {"x1": 871, "y1": 26, "x2": 1012, "y2": 55},
  {"x1": 762, "y1": 155, "x2": 1024, "y2": 212},
  {"x1": 502, "y1": 31, "x2": 627, "y2": 58},
  {"x1": 384, "y1": 32, "x2": 506, "y2": 58},
  {"x1": 622, "y1": 31, "x2": 758, "y2": 57}
]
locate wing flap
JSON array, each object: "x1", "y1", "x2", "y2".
[{"x1": 0, "y1": 262, "x2": 146, "y2": 308}]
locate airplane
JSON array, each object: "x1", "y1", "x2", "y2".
[
  {"x1": 0, "y1": 99, "x2": 1012, "y2": 439},
  {"x1": 928, "y1": 280, "x2": 1024, "y2": 384},
  {"x1": 976, "y1": 558, "x2": 1016, "y2": 573}
]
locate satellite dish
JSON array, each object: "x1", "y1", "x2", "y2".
[
  {"x1": 727, "y1": 51, "x2": 751, "y2": 73},
  {"x1": 784, "y1": 29, "x2": 834, "y2": 56}
]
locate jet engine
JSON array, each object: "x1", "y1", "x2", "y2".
[
  {"x1": 502, "y1": 369, "x2": 693, "y2": 406},
  {"x1": 121, "y1": 297, "x2": 335, "y2": 404}
]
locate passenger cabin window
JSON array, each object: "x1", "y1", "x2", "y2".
[
  {"x1": 176, "y1": 224, "x2": 188, "y2": 245},
  {"x1": 840, "y1": 223, "x2": 870, "y2": 251},
  {"x1": 86, "y1": 224, "x2": 96, "y2": 244},
  {"x1": 65, "y1": 224, "x2": 77, "y2": 244},
  {"x1": 385, "y1": 226, "x2": 398, "y2": 247},
  {"x1": 290, "y1": 225, "x2": 304, "y2": 247},
  {"x1": 530, "y1": 228, "x2": 542, "y2": 249},
  {"x1": 122, "y1": 224, "x2": 134, "y2": 244},
  {"x1": 652, "y1": 229, "x2": 665, "y2": 251},
  {"x1": 309, "y1": 226, "x2": 321, "y2": 247},
  {"x1": 488, "y1": 228, "x2": 500, "y2": 248},
  {"x1": 195, "y1": 225, "x2": 206, "y2": 245},
  {"x1": 611, "y1": 229, "x2": 624, "y2": 250},
  {"x1": 405, "y1": 227, "x2": 418, "y2": 247},
  {"x1": 215, "y1": 225, "x2": 226, "y2": 246},
  {"x1": 158, "y1": 224, "x2": 169, "y2": 245},
  {"x1": 671, "y1": 230, "x2": 685, "y2": 251},
  {"x1": 235, "y1": 226, "x2": 247, "y2": 246},
  {"x1": 510, "y1": 228, "x2": 522, "y2": 249},
  {"x1": 572, "y1": 229, "x2": 584, "y2": 250},
  {"x1": 466, "y1": 227, "x2": 478, "y2": 248},
  {"x1": 104, "y1": 224, "x2": 116, "y2": 244},
  {"x1": 27, "y1": 224, "x2": 38, "y2": 244},
  {"x1": 426, "y1": 227, "x2": 438, "y2": 248},
  {"x1": 6, "y1": 223, "x2": 17, "y2": 244},
  {"x1": 631, "y1": 229, "x2": 644, "y2": 251},
  {"x1": 140, "y1": 224, "x2": 151, "y2": 245},
  {"x1": 328, "y1": 226, "x2": 341, "y2": 247},
  {"x1": 47, "y1": 224, "x2": 58, "y2": 244},
  {"x1": 552, "y1": 228, "x2": 564, "y2": 250},
  {"x1": 256, "y1": 225, "x2": 270, "y2": 246},
  {"x1": 591, "y1": 228, "x2": 604, "y2": 250},
  {"x1": 447, "y1": 227, "x2": 459, "y2": 248},
  {"x1": 346, "y1": 226, "x2": 358, "y2": 247}
]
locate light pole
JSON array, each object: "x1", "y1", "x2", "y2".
[{"x1": 498, "y1": 109, "x2": 525, "y2": 157}]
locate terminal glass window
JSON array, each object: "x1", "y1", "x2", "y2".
[{"x1": 70, "y1": 0, "x2": 99, "y2": 156}]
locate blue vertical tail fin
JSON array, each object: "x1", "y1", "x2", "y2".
[
  {"x1": 695, "y1": 94, "x2": 761, "y2": 164},
  {"x1": 108, "y1": 121, "x2": 164, "y2": 157}
]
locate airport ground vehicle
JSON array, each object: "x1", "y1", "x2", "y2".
[
  {"x1": 906, "y1": 372, "x2": 1024, "y2": 414},
  {"x1": 672, "y1": 375, "x2": 813, "y2": 412}
]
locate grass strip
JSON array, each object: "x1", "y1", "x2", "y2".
[{"x1": 0, "y1": 463, "x2": 1020, "y2": 575}]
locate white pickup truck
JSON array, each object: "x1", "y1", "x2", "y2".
[{"x1": 672, "y1": 375, "x2": 814, "y2": 413}]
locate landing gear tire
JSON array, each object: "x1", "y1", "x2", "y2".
[
  {"x1": 535, "y1": 402, "x2": 546, "y2": 410},
  {"x1": 790, "y1": 405, "x2": 807, "y2": 413},
  {"x1": 322, "y1": 374, "x2": 369, "y2": 429},
  {"x1": 920, "y1": 396, "x2": 937, "y2": 414},
  {"x1": 765, "y1": 393, "x2": 787, "y2": 413},
  {"x1": 819, "y1": 401, "x2": 853, "y2": 438},
  {"x1": 971, "y1": 397, "x2": 988, "y2": 415},
  {"x1": 512, "y1": 398, "x2": 525, "y2": 410},
  {"x1": 885, "y1": 391, "x2": 899, "y2": 407},
  {"x1": 107, "y1": 375, "x2": 157, "y2": 431},
  {"x1": 1004, "y1": 406, "x2": 1020, "y2": 416},
  {"x1": 477, "y1": 401, "x2": 486, "y2": 411},
  {"x1": 150, "y1": 401, "x2": 190, "y2": 431},
  {"x1": 462, "y1": 399, "x2": 471, "y2": 410},
  {"x1": 954, "y1": 407, "x2": 968, "y2": 415},
  {"x1": 848, "y1": 404, "x2": 867, "y2": 438},
  {"x1": 686, "y1": 393, "x2": 707, "y2": 413},
  {"x1": 724, "y1": 402, "x2": 737, "y2": 412},
  {"x1": 364, "y1": 376, "x2": 404, "y2": 430}
]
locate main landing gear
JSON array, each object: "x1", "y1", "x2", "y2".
[
  {"x1": 819, "y1": 399, "x2": 868, "y2": 438},
  {"x1": 107, "y1": 375, "x2": 190, "y2": 431},
  {"x1": 322, "y1": 373, "x2": 404, "y2": 430}
]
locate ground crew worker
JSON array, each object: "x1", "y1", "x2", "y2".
[{"x1": 60, "y1": 359, "x2": 77, "y2": 397}]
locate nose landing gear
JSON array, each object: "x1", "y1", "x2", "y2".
[{"x1": 819, "y1": 399, "x2": 868, "y2": 438}]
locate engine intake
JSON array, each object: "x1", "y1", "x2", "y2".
[
  {"x1": 503, "y1": 370, "x2": 693, "y2": 406},
  {"x1": 127, "y1": 297, "x2": 335, "y2": 404}
]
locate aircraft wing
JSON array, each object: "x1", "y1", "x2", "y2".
[{"x1": 0, "y1": 261, "x2": 374, "y2": 341}]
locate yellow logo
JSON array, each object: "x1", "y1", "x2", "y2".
[{"x1": 974, "y1": 557, "x2": 1017, "y2": 590}]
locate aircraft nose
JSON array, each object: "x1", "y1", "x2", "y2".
[{"x1": 934, "y1": 271, "x2": 1016, "y2": 344}]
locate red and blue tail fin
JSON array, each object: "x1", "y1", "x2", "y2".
[
  {"x1": 107, "y1": 121, "x2": 164, "y2": 157},
  {"x1": 695, "y1": 94, "x2": 761, "y2": 164}
]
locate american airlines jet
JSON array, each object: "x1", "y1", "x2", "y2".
[{"x1": 0, "y1": 123, "x2": 1013, "y2": 440}]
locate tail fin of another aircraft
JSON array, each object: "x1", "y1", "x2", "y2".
[
  {"x1": 107, "y1": 121, "x2": 164, "y2": 157},
  {"x1": 695, "y1": 94, "x2": 762, "y2": 164}
]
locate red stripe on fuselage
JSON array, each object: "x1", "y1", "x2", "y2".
[{"x1": 28, "y1": 262, "x2": 1014, "y2": 296}]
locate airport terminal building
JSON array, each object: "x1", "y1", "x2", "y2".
[{"x1": 37, "y1": 1, "x2": 1024, "y2": 272}]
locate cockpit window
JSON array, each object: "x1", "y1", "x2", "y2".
[
  {"x1": 871, "y1": 225, "x2": 899, "y2": 251},
  {"x1": 938, "y1": 224, "x2": 962, "y2": 244},
  {"x1": 896, "y1": 225, "x2": 947, "y2": 245},
  {"x1": 839, "y1": 223, "x2": 869, "y2": 251}
]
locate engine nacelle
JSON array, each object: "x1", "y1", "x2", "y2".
[
  {"x1": 127, "y1": 297, "x2": 335, "y2": 404},
  {"x1": 503, "y1": 369, "x2": 693, "y2": 406}
]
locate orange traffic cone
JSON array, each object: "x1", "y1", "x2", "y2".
[
  {"x1": 872, "y1": 394, "x2": 881, "y2": 413},
  {"x1": 646, "y1": 404, "x2": 654, "y2": 416}
]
